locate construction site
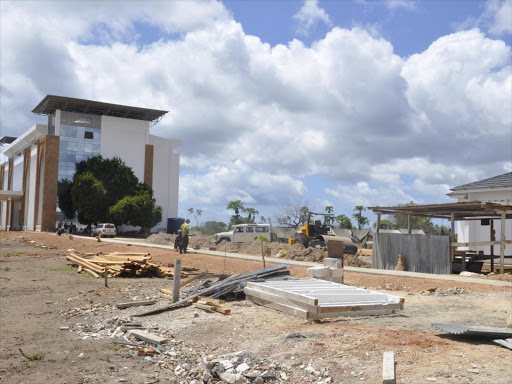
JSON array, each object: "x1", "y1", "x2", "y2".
[
  {"x1": 1, "y1": 214, "x2": 511, "y2": 384},
  {"x1": 1, "y1": 1, "x2": 512, "y2": 382}
]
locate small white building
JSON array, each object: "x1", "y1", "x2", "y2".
[
  {"x1": 0, "y1": 95, "x2": 181, "y2": 233},
  {"x1": 448, "y1": 172, "x2": 512, "y2": 256}
]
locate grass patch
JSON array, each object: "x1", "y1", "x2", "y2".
[
  {"x1": 27, "y1": 352, "x2": 45, "y2": 361},
  {"x1": 44, "y1": 266, "x2": 75, "y2": 273},
  {"x1": 19, "y1": 348, "x2": 44, "y2": 361},
  {"x1": 4, "y1": 267, "x2": 11, "y2": 272}
]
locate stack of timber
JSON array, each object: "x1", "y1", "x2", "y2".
[
  {"x1": 193, "y1": 297, "x2": 231, "y2": 315},
  {"x1": 244, "y1": 279, "x2": 404, "y2": 320},
  {"x1": 66, "y1": 252, "x2": 200, "y2": 278},
  {"x1": 136, "y1": 264, "x2": 290, "y2": 317}
]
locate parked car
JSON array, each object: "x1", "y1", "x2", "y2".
[
  {"x1": 213, "y1": 224, "x2": 272, "y2": 244},
  {"x1": 90, "y1": 223, "x2": 117, "y2": 238}
]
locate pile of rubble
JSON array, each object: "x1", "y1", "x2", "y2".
[{"x1": 422, "y1": 287, "x2": 472, "y2": 295}]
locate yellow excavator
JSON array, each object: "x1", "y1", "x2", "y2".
[{"x1": 288, "y1": 211, "x2": 357, "y2": 254}]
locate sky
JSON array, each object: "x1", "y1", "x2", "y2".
[{"x1": 1, "y1": 0, "x2": 511, "y2": 226}]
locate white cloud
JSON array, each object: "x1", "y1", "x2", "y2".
[
  {"x1": 325, "y1": 182, "x2": 416, "y2": 208},
  {"x1": 179, "y1": 160, "x2": 307, "y2": 205},
  {"x1": 0, "y1": 1, "x2": 511, "y2": 213},
  {"x1": 385, "y1": 0, "x2": 417, "y2": 10},
  {"x1": 293, "y1": 0, "x2": 332, "y2": 35},
  {"x1": 454, "y1": 0, "x2": 512, "y2": 36},
  {"x1": 488, "y1": 0, "x2": 512, "y2": 35}
]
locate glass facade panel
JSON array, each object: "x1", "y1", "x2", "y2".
[{"x1": 58, "y1": 111, "x2": 101, "y2": 181}]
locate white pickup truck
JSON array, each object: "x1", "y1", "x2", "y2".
[{"x1": 213, "y1": 224, "x2": 272, "y2": 244}]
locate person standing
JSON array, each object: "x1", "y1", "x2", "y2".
[{"x1": 180, "y1": 219, "x2": 190, "y2": 254}]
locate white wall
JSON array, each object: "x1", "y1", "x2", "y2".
[
  {"x1": 456, "y1": 189, "x2": 512, "y2": 256},
  {"x1": 148, "y1": 135, "x2": 181, "y2": 231},
  {"x1": 0, "y1": 162, "x2": 7, "y2": 229},
  {"x1": 100, "y1": 116, "x2": 149, "y2": 181}
]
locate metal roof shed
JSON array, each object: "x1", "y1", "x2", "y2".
[{"x1": 369, "y1": 202, "x2": 512, "y2": 274}]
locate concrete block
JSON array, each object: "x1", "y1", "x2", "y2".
[
  {"x1": 327, "y1": 240, "x2": 344, "y2": 259},
  {"x1": 324, "y1": 258, "x2": 342, "y2": 269},
  {"x1": 330, "y1": 276, "x2": 344, "y2": 284},
  {"x1": 307, "y1": 266, "x2": 331, "y2": 279},
  {"x1": 330, "y1": 268, "x2": 344, "y2": 278}
]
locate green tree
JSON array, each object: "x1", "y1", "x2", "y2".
[
  {"x1": 245, "y1": 208, "x2": 259, "y2": 223},
  {"x1": 388, "y1": 201, "x2": 439, "y2": 234},
  {"x1": 187, "y1": 208, "x2": 203, "y2": 227},
  {"x1": 325, "y1": 205, "x2": 334, "y2": 225},
  {"x1": 374, "y1": 218, "x2": 393, "y2": 230},
  {"x1": 352, "y1": 205, "x2": 369, "y2": 229},
  {"x1": 299, "y1": 206, "x2": 310, "y2": 226},
  {"x1": 335, "y1": 214, "x2": 352, "y2": 229},
  {"x1": 109, "y1": 188, "x2": 162, "y2": 229},
  {"x1": 72, "y1": 171, "x2": 107, "y2": 224},
  {"x1": 57, "y1": 179, "x2": 76, "y2": 219},
  {"x1": 227, "y1": 200, "x2": 246, "y2": 226},
  {"x1": 74, "y1": 155, "x2": 139, "y2": 210},
  {"x1": 198, "y1": 221, "x2": 228, "y2": 235}
]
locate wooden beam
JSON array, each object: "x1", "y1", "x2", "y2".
[
  {"x1": 451, "y1": 240, "x2": 512, "y2": 247},
  {"x1": 500, "y1": 212, "x2": 506, "y2": 275},
  {"x1": 173, "y1": 259, "x2": 181, "y2": 303},
  {"x1": 117, "y1": 300, "x2": 156, "y2": 309},
  {"x1": 376, "y1": 214, "x2": 381, "y2": 233},
  {"x1": 490, "y1": 219, "x2": 495, "y2": 273},
  {"x1": 407, "y1": 215, "x2": 411, "y2": 234}
]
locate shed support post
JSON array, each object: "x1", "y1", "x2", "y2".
[
  {"x1": 376, "y1": 214, "x2": 381, "y2": 233},
  {"x1": 500, "y1": 212, "x2": 506, "y2": 275},
  {"x1": 490, "y1": 219, "x2": 495, "y2": 273},
  {"x1": 407, "y1": 215, "x2": 411, "y2": 234},
  {"x1": 450, "y1": 213, "x2": 455, "y2": 273}
]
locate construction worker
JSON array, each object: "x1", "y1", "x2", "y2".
[{"x1": 180, "y1": 219, "x2": 190, "y2": 254}]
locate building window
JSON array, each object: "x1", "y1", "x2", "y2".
[{"x1": 84, "y1": 131, "x2": 93, "y2": 139}]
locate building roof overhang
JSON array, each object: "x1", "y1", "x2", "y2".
[
  {"x1": 2, "y1": 124, "x2": 48, "y2": 158},
  {"x1": 32, "y1": 95, "x2": 168, "y2": 126},
  {"x1": 368, "y1": 201, "x2": 512, "y2": 221}
]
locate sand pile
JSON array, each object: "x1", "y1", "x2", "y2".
[
  {"x1": 146, "y1": 232, "x2": 172, "y2": 246},
  {"x1": 214, "y1": 239, "x2": 288, "y2": 257},
  {"x1": 188, "y1": 232, "x2": 216, "y2": 249}
]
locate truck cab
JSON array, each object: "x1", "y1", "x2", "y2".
[{"x1": 213, "y1": 224, "x2": 271, "y2": 244}]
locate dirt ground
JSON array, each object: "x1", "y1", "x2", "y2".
[{"x1": 1, "y1": 232, "x2": 511, "y2": 384}]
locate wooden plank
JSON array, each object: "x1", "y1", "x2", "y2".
[
  {"x1": 500, "y1": 212, "x2": 506, "y2": 274},
  {"x1": 129, "y1": 330, "x2": 168, "y2": 345},
  {"x1": 245, "y1": 287, "x2": 319, "y2": 313},
  {"x1": 211, "y1": 306, "x2": 231, "y2": 315},
  {"x1": 451, "y1": 213, "x2": 455, "y2": 273},
  {"x1": 451, "y1": 240, "x2": 512, "y2": 247},
  {"x1": 113, "y1": 252, "x2": 150, "y2": 256},
  {"x1": 67, "y1": 255, "x2": 105, "y2": 274},
  {"x1": 173, "y1": 259, "x2": 181, "y2": 303},
  {"x1": 82, "y1": 268, "x2": 100, "y2": 278},
  {"x1": 193, "y1": 303, "x2": 214, "y2": 312},
  {"x1": 383, "y1": 351, "x2": 396, "y2": 384},
  {"x1": 198, "y1": 297, "x2": 225, "y2": 305},
  {"x1": 116, "y1": 300, "x2": 156, "y2": 309}
]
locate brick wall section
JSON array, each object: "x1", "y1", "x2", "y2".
[
  {"x1": 144, "y1": 144, "x2": 154, "y2": 187},
  {"x1": 41, "y1": 136, "x2": 59, "y2": 232},
  {"x1": 20, "y1": 147, "x2": 31, "y2": 227}
]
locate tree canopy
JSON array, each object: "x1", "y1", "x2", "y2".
[
  {"x1": 109, "y1": 189, "x2": 162, "y2": 229},
  {"x1": 335, "y1": 214, "x2": 352, "y2": 229},
  {"x1": 59, "y1": 155, "x2": 162, "y2": 228},
  {"x1": 352, "y1": 205, "x2": 369, "y2": 229}
]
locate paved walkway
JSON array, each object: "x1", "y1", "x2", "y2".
[{"x1": 72, "y1": 235, "x2": 512, "y2": 288}]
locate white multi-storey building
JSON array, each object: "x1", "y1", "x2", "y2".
[{"x1": 0, "y1": 95, "x2": 181, "y2": 232}]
